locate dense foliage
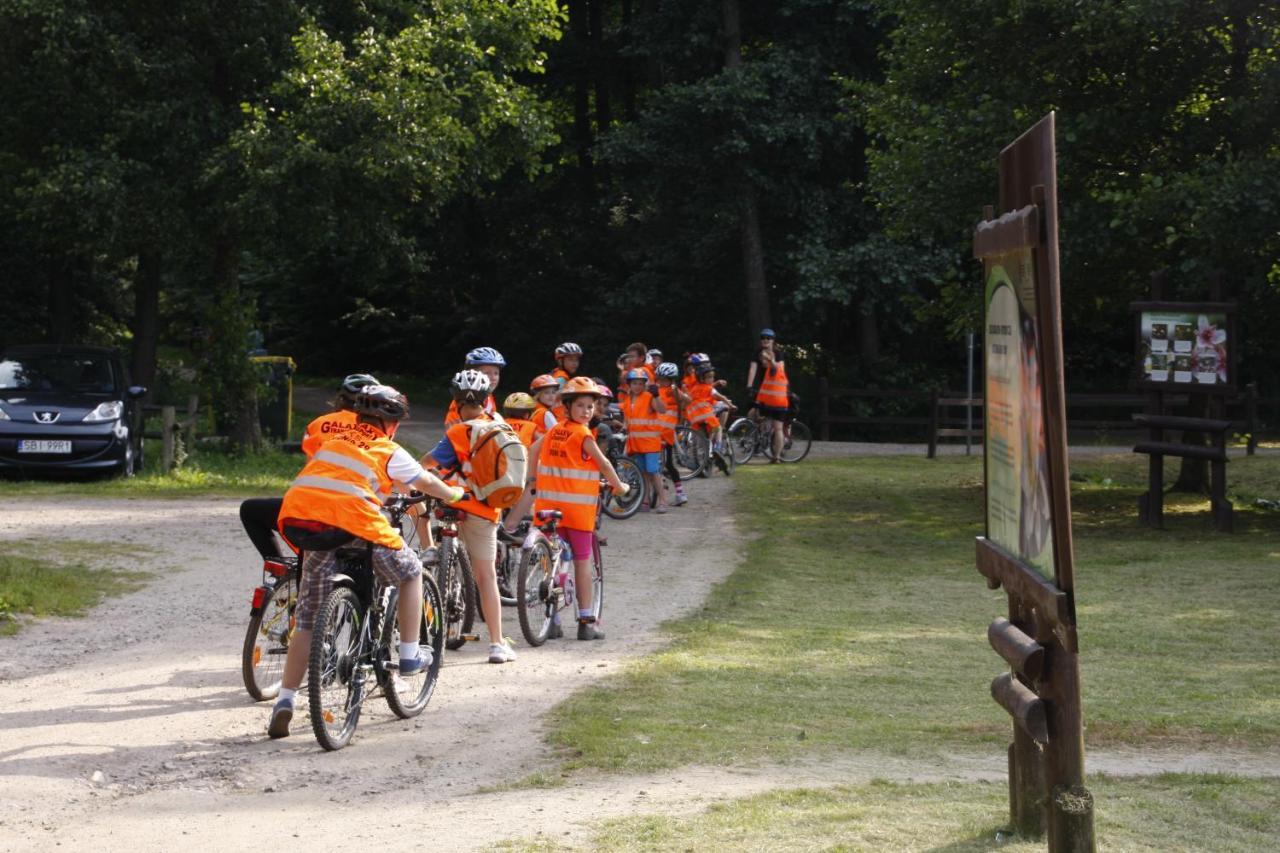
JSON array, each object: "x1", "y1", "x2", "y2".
[{"x1": 1, "y1": 1, "x2": 1276, "y2": 431}]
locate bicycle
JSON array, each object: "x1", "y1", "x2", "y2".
[
  {"x1": 598, "y1": 414, "x2": 646, "y2": 520},
  {"x1": 241, "y1": 552, "x2": 300, "y2": 701},
  {"x1": 726, "y1": 408, "x2": 813, "y2": 464},
  {"x1": 427, "y1": 499, "x2": 479, "y2": 650},
  {"x1": 307, "y1": 493, "x2": 445, "y2": 751},
  {"x1": 514, "y1": 484, "x2": 610, "y2": 646}
]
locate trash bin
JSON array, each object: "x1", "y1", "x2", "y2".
[{"x1": 251, "y1": 355, "x2": 296, "y2": 439}]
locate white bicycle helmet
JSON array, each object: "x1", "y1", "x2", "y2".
[
  {"x1": 465, "y1": 346, "x2": 506, "y2": 368},
  {"x1": 336, "y1": 372, "x2": 380, "y2": 407},
  {"x1": 451, "y1": 369, "x2": 491, "y2": 403},
  {"x1": 555, "y1": 342, "x2": 583, "y2": 357},
  {"x1": 656, "y1": 362, "x2": 679, "y2": 379}
]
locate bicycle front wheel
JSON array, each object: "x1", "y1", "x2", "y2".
[
  {"x1": 603, "y1": 456, "x2": 645, "y2": 520},
  {"x1": 726, "y1": 418, "x2": 758, "y2": 466},
  {"x1": 241, "y1": 578, "x2": 295, "y2": 701},
  {"x1": 308, "y1": 586, "x2": 365, "y2": 751},
  {"x1": 673, "y1": 425, "x2": 709, "y2": 478},
  {"x1": 516, "y1": 538, "x2": 556, "y2": 647},
  {"x1": 436, "y1": 540, "x2": 477, "y2": 650},
  {"x1": 383, "y1": 575, "x2": 444, "y2": 719},
  {"x1": 780, "y1": 420, "x2": 813, "y2": 463}
]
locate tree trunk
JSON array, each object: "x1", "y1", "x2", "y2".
[
  {"x1": 722, "y1": 0, "x2": 772, "y2": 341},
  {"x1": 47, "y1": 254, "x2": 75, "y2": 344},
  {"x1": 621, "y1": 0, "x2": 636, "y2": 120},
  {"x1": 569, "y1": 0, "x2": 593, "y2": 177},
  {"x1": 131, "y1": 250, "x2": 162, "y2": 392},
  {"x1": 857, "y1": 296, "x2": 880, "y2": 363},
  {"x1": 212, "y1": 233, "x2": 262, "y2": 451}
]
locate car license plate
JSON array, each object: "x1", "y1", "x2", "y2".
[{"x1": 18, "y1": 440, "x2": 72, "y2": 454}]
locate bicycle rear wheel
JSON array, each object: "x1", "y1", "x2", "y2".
[
  {"x1": 308, "y1": 586, "x2": 365, "y2": 751},
  {"x1": 674, "y1": 425, "x2": 709, "y2": 478},
  {"x1": 726, "y1": 418, "x2": 758, "y2": 466},
  {"x1": 588, "y1": 537, "x2": 604, "y2": 624},
  {"x1": 495, "y1": 540, "x2": 519, "y2": 606},
  {"x1": 383, "y1": 575, "x2": 444, "y2": 719},
  {"x1": 603, "y1": 456, "x2": 645, "y2": 520},
  {"x1": 241, "y1": 577, "x2": 295, "y2": 701},
  {"x1": 436, "y1": 539, "x2": 477, "y2": 650},
  {"x1": 516, "y1": 538, "x2": 556, "y2": 647},
  {"x1": 779, "y1": 420, "x2": 813, "y2": 463}
]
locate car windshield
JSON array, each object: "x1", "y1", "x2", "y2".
[{"x1": 0, "y1": 354, "x2": 119, "y2": 394}]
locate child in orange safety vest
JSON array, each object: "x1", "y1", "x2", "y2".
[
  {"x1": 551, "y1": 342, "x2": 583, "y2": 386},
  {"x1": 688, "y1": 362, "x2": 733, "y2": 475},
  {"x1": 619, "y1": 368, "x2": 669, "y2": 512},
  {"x1": 265, "y1": 384, "x2": 465, "y2": 738},
  {"x1": 532, "y1": 376, "x2": 630, "y2": 641},
  {"x1": 654, "y1": 362, "x2": 688, "y2": 506},
  {"x1": 445, "y1": 346, "x2": 505, "y2": 426},
  {"x1": 499, "y1": 391, "x2": 540, "y2": 537},
  {"x1": 529, "y1": 374, "x2": 563, "y2": 438}
]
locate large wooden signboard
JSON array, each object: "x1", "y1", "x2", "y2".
[{"x1": 973, "y1": 113, "x2": 1095, "y2": 852}]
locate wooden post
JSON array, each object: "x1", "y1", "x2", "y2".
[
  {"x1": 161, "y1": 405, "x2": 176, "y2": 472},
  {"x1": 185, "y1": 394, "x2": 199, "y2": 447},
  {"x1": 818, "y1": 377, "x2": 830, "y2": 441},
  {"x1": 1245, "y1": 382, "x2": 1258, "y2": 456},
  {"x1": 927, "y1": 389, "x2": 939, "y2": 459}
]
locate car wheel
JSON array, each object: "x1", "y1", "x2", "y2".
[{"x1": 119, "y1": 437, "x2": 137, "y2": 478}]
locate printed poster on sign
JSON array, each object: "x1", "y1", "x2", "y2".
[
  {"x1": 984, "y1": 249, "x2": 1054, "y2": 580},
  {"x1": 1139, "y1": 312, "x2": 1227, "y2": 386}
]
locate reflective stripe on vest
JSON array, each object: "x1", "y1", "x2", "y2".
[
  {"x1": 290, "y1": 474, "x2": 381, "y2": 505},
  {"x1": 538, "y1": 463, "x2": 598, "y2": 481},
  {"x1": 312, "y1": 448, "x2": 380, "y2": 492},
  {"x1": 756, "y1": 362, "x2": 790, "y2": 408},
  {"x1": 535, "y1": 489, "x2": 597, "y2": 505}
]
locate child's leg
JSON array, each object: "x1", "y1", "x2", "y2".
[
  {"x1": 460, "y1": 515, "x2": 504, "y2": 645},
  {"x1": 370, "y1": 543, "x2": 425, "y2": 647},
  {"x1": 504, "y1": 480, "x2": 536, "y2": 533}
]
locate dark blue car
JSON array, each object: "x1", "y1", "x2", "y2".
[{"x1": 0, "y1": 345, "x2": 147, "y2": 477}]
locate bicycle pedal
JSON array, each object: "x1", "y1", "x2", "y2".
[{"x1": 462, "y1": 633, "x2": 480, "y2": 642}]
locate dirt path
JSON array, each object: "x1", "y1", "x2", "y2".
[{"x1": 2, "y1": 477, "x2": 1278, "y2": 851}]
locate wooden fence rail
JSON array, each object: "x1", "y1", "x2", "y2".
[{"x1": 816, "y1": 380, "x2": 1272, "y2": 454}]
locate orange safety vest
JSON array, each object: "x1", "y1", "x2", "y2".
[
  {"x1": 508, "y1": 417, "x2": 538, "y2": 449},
  {"x1": 301, "y1": 409, "x2": 360, "y2": 457},
  {"x1": 532, "y1": 403, "x2": 560, "y2": 439},
  {"x1": 621, "y1": 391, "x2": 663, "y2": 454},
  {"x1": 656, "y1": 386, "x2": 679, "y2": 445},
  {"x1": 686, "y1": 381, "x2": 719, "y2": 430},
  {"x1": 755, "y1": 361, "x2": 790, "y2": 409},
  {"x1": 551, "y1": 367, "x2": 573, "y2": 385},
  {"x1": 445, "y1": 395, "x2": 497, "y2": 427},
  {"x1": 534, "y1": 421, "x2": 601, "y2": 532},
  {"x1": 682, "y1": 373, "x2": 697, "y2": 391},
  {"x1": 279, "y1": 422, "x2": 403, "y2": 549},
  {"x1": 440, "y1": 419, "x2": 501, "y2": 522}
]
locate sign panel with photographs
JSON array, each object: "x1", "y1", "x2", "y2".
[
  {"x1": 1140, "y1": 311, "x2": 1228, "y2": 387},
  {"x1": 984, "y1": 248, "x2": 1055, "y2": 581}
]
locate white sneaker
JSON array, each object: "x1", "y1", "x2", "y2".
[{"x1": 488, "y1": 642, "x2": 517, "y2": 664}]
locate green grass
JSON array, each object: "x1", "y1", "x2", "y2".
[
  {"x1": 0, "y1": 541, "x2": 152, "y2": 635},
  {"x1": 0, "y1": 443, "x2": 301, "y2": 498},
  {"x1": 546, "y1": 454, "x2": 1280, "y2": 773},
  {"x1": 503, "y1": 774, "x2": 1280, "y2": 852}
]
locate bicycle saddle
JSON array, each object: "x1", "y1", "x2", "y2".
[{"x1": 535, "y1": 509, "x2": 563, "y2": 522}]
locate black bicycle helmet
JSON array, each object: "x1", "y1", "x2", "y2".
[
  {"x1": 336, "y1": 372, "x2": 381, "y2": 409},
  {"x1": 352, "y1": 384, "x2": 410, "y2": 421}
]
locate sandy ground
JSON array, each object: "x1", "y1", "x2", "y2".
[{"x1": 2, "y1": 459, "x2": 1278, "y2": 851}]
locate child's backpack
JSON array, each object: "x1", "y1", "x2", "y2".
[{"x1": 462, "y1": 419, "x2": 528, "y2": 509}]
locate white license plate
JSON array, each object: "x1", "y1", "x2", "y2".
[{"x1": 18, "y1": 440, "x2": 72, "y2": 454}]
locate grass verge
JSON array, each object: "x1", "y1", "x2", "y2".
[
  {"x1": 0, "y1": 541, "x2": 152, "y2": 635},
  {"x1": 546, "y1": 453, "x2": 1280, "y2": 773},
  {"x1": 503, "y1": 774, "x2": 1280, "y2": 852}
]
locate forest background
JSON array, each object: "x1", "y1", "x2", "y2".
[{"x1": 1, "y1": 0, "x2": 1277, "y2": 445}]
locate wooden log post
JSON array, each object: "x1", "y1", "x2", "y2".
[
  {"x1": 184, "y1": 394, "x2": 199, "y2": 448},
  {"x1": 927, "y1": 389, "x2": 939, "y2": 459},
  {"x1": 161, "y1": 406, "x2": 176, "y2": 472},
  {"x1": 1245, "y1": 382, "x2": 1258, "y2": 456},
  {"x1": 818, "y1": 377, "x2": 830, "y2": 441}
]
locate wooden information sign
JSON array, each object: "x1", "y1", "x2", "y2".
[{"x1": 973, "y1": 113, "x2": 1095, "y2": 852}]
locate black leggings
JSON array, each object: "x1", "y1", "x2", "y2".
[
  {"x1": 240, "y1": 497, "x2": 285, "y2": 559},
  {"x1": 663, "y1": 444, "x2": 682, "y2": 485}
]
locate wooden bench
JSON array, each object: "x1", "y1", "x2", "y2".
[
  {"x1": 928, "y1": 394, "x2": 983, "y2": 458},
  {"x1": 1132, "y1": 413, "x2": 1232, "y2": 532}
]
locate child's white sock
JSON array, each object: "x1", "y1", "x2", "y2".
[
  {"x1": 578, "y1": 608, "x2": 592, "y2": 620},
  {"x1": 399, "y1": 641, "x2": 419, "y2": 660},
  {"x1": 279, "y1": 687, "x2": 296, "y2": 705}
]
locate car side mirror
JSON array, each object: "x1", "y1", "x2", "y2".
[{"x1": 127, "y1": 386, "x2": 148, "y2": 399}]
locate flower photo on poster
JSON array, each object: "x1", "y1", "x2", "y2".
[{"x1": 1139, "y1": 312, "x2": 1228, "y2": 386}]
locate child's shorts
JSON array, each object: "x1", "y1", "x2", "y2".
[
  {"x1": 562, "y1": 526, "x2": 595, "y2": 561},
  {"x1": 630, "y1": 451, "x2": 660, "y2": 474}
]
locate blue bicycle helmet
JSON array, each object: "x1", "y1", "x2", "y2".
[{"x1": 465, "y1": 347, "x2": 506, "y2": 368}]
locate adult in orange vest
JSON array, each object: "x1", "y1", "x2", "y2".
[
  {"x1": 688, "y1": 362, "x2": 733, "y2": 475},
  {"x1": 239, "y1": 372, "x2": 377, "y2": 561},
  {"x1": 654, "y1": 362, "x2": 689, "y2": 506},
  {"x1": 424, "y1": 370, "x2": 518, "y2": 664},
  {"x1": 532, "y1": 376, "x2": 630, "y2": 641},
  {"x1": 754, "y1": 343, "x2": 791, "y2": 463},
  {"x1": 266, "y1": 384, "x2": 465, "y2": 738},
  {"x1": 620, "y1": 368, "x2": 669, "y2": 512},
  {"x1": 445, "y1": 346, "x2": 505, "y2": 426}
]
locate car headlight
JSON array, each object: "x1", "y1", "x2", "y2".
[{"x1": 82, "y1": 401, "x2": 124, "y2": 423}]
